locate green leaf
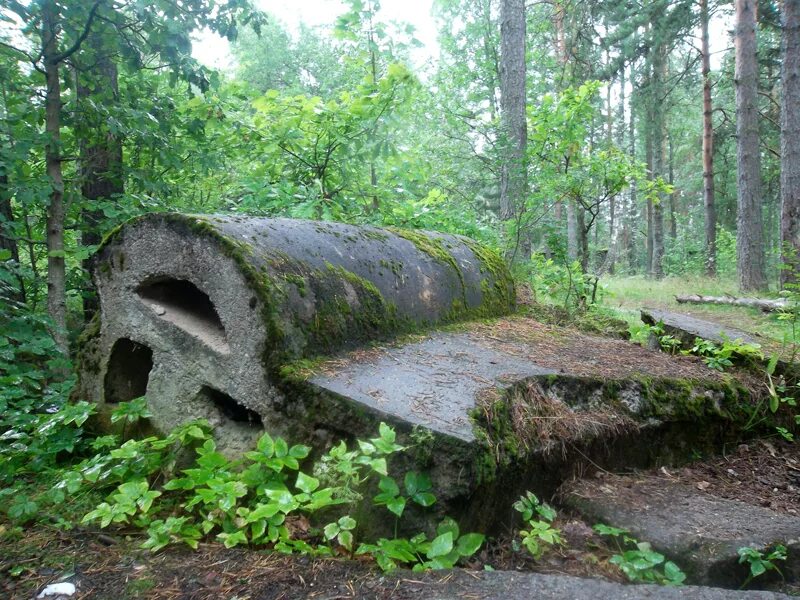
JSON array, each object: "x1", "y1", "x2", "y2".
[
  {"x1": 257, "y1": 433, "x2": 274, "y2": 456},
  {"x1": 456, "y1": 533, "x2": 485, "y2": 557},
  {"x1": 295, "y1": 472, "x2": 319, "y2": 494},
  {"x1": 386, "y1": 497, "x2": 406, "y2": 517},
  {"x1": 338, "y1": 530, "x2": 354, "y2": 550},
  {"x1": 324, "y1": 522, "x2": 340, "y2": 540},
  {"x1": 427, "y1": 531, "x2": 454, "y2": 559}
]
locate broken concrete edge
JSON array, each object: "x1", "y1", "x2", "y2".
[
  {"x1": 641, "y1": 307, "x2": 800, "y2": 388},
  {"x1": 562, "y1": 476, "x2": 800, "y2": 589},
  {"x1": 93, "y1": 213, "x2": 515, "y2": 374},
  {"x1": 264, "y1": 368, "x2": 767, "y2": 530},
  {"x1": 416, "y1": 568, "x2": 794, "y2": 599}
]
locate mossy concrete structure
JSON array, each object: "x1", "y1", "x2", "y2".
[
  {"x1": 76, "y1": 213, "x2": 515, "y2": 457},
  {"x1": 77, "y1": 213, "x2": 764, "y2": 531}
]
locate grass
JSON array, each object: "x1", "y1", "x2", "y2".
[{"x1": 597, "y1": 275, "x2": 798, "y2": 347}]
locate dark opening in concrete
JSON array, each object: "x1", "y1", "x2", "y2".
[
  {"x1": 104, "y1": 338, "x2": 153, "y2": 403},
  {"x1": 197, "y1": 386, "x2": 263, "y2": 427},
  {"x1": 136, "y1": 278, "x2": 229, "y2": 353}
]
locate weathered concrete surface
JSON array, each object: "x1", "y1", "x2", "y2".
[
  {"x1": 641, "y1": 308, "x2": 760, "y2": 347},
  {"x1": 309, "y1": 332, "x2": 556, "y2": 441},
  {"x1": 414, "y1": 569, "x2": 792, "y2": 599},
  {"x1": 288, "y1": 316, "x2": 760, "y2": 531},
  {"x1": 563, "y1": 474, "x2": 800, "y2": 587},
  {"x1": 77, "y1": 214, "x2": 513, "y2": 453}
]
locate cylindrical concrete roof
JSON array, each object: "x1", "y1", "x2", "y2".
[{"x1": 80, "y1": 213, "x2": 514, "y2": 452}]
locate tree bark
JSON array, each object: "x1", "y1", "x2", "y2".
[
  {"x1": 628, "y1": 63, "x2": 638, "y2": 273},
  {"x1": 781, "y1": 0, "x2": 800, "y2": 287},
  {"x1": 499, "y1": 0, "x2": 529, "y2": 260},
  {"x1": 607, "y1": 58, "x2": 616, "y2": 274},
  {"x1": 735, "y1": 0, "x2": 768, "y2": 291},
  {"x1": 79, "y1": 40, "x2": 123, "y2": 321},
  {"x1": 42, "y1": 1, "x2": 68, "y2": 353},
  {"x1": 650, "y1": 45, "x2": 666, "y2": 280},
  {"x1": 676, "y1": 294, "x2": 788, "y2": 311},
  {"x1": 701, "y1": 0, "x2": 717, "y2": 276}
]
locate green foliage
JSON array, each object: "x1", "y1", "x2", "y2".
[
  {"x1": 593, "y1": 524, "x2": 686, "y2": 586},
  {"x1": 1, "y1": 382, "x2": 483, "y2": 574},
  {"x1": 512, "y1": 491, "x2": 563, "y2": 560},
  {"x1": 737, "y1": 545, "x2": 787, "y2": 589},
  {"x1": 356, "y1": 517, "x2": 484, "y2": 572}
]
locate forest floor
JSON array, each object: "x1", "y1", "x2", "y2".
[{"x1": 3, "y1": 438, "x2": 798, "y2": 598}]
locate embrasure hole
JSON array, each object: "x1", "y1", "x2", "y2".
[
  {"x1": 104, "y1": 338, "x2": 153, "y2": 403},
  {"x1": 197, "y1": 386, "x2": 263, "y2": 427},
  {"x1": 136, "y1": 278, "x2": 229, "y2": 354}
]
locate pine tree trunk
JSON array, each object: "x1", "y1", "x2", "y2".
[
  {"x1": 79, "y1": 42, "x2": 123, "y2": 321},
  {"x1": 781, "y1": 0, "x2": 800, "y2": 287},
  {"x1": 628, "y1": 64, "x2": 638, "y2": 273},
  {"x1": 701, "y1": 0, "x2": 717, "y2": 276},
  {"x1": 650, "y1": 45, "x2": 666, "y2": 279},
  {"x1": 42, "y1": 1, "x2": 68, "y2": 353},
  {"x1": 607, "y1": 62, "x2": 616, "y2": 274},
  {"x1": 735, "y1": 0, "x2": 769, "y2": 291},
  {"x1": 499, "y1": 0, "x2": 528, "y2": 259}
]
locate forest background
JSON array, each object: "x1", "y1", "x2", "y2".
[{"x1": 1, "y1": 0, "x2": 799, "y2": 358}]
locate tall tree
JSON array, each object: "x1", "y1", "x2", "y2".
[
  {"x1": 499, "y1": 0, "x2": 529, "y2": 260},
  {"x1": 77, "y1": 30, "x2": 123, "y2": 320},
  {"x1": 735, "y1": 0, "x2": 768, "y2": 290},
  {"x1": 781, "y1": 0, "x2": 800, "y2": 287},
  {"x1": 700, "y1": 0, "x2": 717, "y2": 276}
]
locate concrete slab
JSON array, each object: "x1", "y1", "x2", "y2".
[
  {"x1": 418, "y1": 569, "x2": 792, "y2": 599},
  {"x1": 641, "y1": 308, "x2": 760, "y2": 347},
  {"x1": 310, "y1": 332, "x2": 556, "y2": 441},
  {"x1": 563, "y1": 474, "x2": 800, "y2": 587}
]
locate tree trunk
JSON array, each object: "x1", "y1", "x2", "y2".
[
  {"x1": 499, "y1": 0, "x2": 529, "y2": 260},
  {"x1": 567, "y1": 199, "x2": 578, "y2": 260},
  {"x1": 781, "y1": 0, "x2": 800, "y2": 287},
  {"x1": 650, "y1": 45, "x2": 666, "y2": 280},
  {"x1": 42, "y1": 1, "x2": 68, "y2": 353},
  {"x1": 701, "y1": 0, "x2": 717, "y2": 276},
  {"x1": 0, "y1": 171, "x2": 25, "y2": 304},
  {"x1": 607, "y1": 60, "x2": 616, "y2": 274},
  {"x1": 668, "y1": 134, "x2": 677, "y2": 240},
  {"x1": 79, "y1": 42, "x2": 123, "y2": 321},
  {"x1": 735, "y1": 0, "x2": 768, "y2": 291},
  {"x1": 577, "y1": 205, "x2": 589, "y2": 272},
  {"x1": 628, "y1": 63, "x2": 638, "y2": 273}
]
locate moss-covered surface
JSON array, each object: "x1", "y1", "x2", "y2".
[
  {"x1": 94, "y1": 214, "x2": 516, "y2": 379},
  {"x1": 469, "y1": 372, "x2": 764, "y2": 486}
]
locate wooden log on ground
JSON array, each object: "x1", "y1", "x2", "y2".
[{"x1": 675, "y1": 294, "x2": 790, "y2": 312}]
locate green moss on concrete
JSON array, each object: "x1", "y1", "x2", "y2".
[
  {"x1": 461, "y1": 237, "x2": 515, "y2": 313},
  {"x1": 388, "y1": 227, "x2": 468, "y2": 303},
  {"x1": 469, "y1": 373, "x2": 759, "y2": 485}
]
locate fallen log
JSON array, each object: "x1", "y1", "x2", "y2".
[{"x1": 675, "y1": 294, "x2": 790, "y2": 313}]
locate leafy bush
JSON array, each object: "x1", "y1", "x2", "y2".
[
  {"x1": 593, "y1": 524, "x2": 686, "y2": 586},
  {"x1": 513, "y1": 491, "x2": 563, "y2": 559}
]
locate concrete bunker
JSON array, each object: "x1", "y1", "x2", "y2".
[
  {"x1": 103, "y1": 338, "x2": 153, "y2": 404},
  {"x1": 76, "y1": 213, "x2": 757, "y2": 531},
  {"x1": 77, "y1": 213, "x2": 515, "y2": 454}
]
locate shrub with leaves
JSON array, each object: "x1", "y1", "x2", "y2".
[
  {"x1": 513, "y1": 491, "x2": 563, "y2": 559},
  {"x1": 737, "y1": 545, "x2": 787, "y2": 589},
  {"x1": 593, "y1": 524, "x2": 686, "y2": 586}
]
